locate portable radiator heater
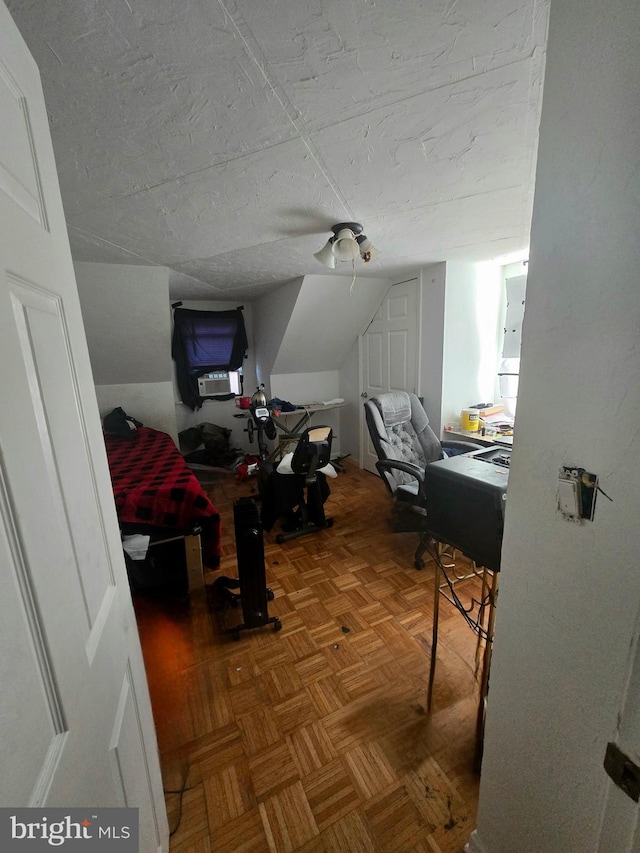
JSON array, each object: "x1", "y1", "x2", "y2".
[{"x1": 213, "y1": 497, "x2": 281, "y2": 639}]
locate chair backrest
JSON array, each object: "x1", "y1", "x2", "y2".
[
  {"x1": 364, "y1": 391, "x2": 443, "y2": 494},
  {"x1": 290, "y1": 425, "x2": 333, "y2": 477}
]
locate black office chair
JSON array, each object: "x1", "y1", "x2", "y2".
[
  {"x1": 364, "y1": 391, "x2": 481, "y2": 568},
  {"x1": 259, "y1": 425, "x2": 335, "y2": 542}
]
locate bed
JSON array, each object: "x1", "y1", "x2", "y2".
[{"x1": 104, "y1": 425, "x2": 221, "y2": 590}]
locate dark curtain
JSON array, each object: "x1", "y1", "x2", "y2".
[{"x1": 172, "y1": 307, "x2": 247, "y2": 410}]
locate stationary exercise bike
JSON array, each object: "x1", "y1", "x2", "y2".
[
  {"x1": 244, "y1": 385, "x2": 277, "y2": 461},
  {"x1": 256, "y1": 424, "x2": 335, "y2": 543}
]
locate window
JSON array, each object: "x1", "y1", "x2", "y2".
[
  {"x1": 172, "y1": 307, "x2": 248, "y2": 410},
  {"x1": 498, "y1": 273, "x2": 526, "y2": 418}
]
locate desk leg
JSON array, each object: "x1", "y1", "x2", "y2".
[
  {"x1": 474, "y1": 570, "x2": 499, "y2": 770},
  {"x1": 474, "y1": 567, "x2": 489, "y2": 679},
  {"x1": 427, "y1": 559, "x2": 441, "y2": 711}
]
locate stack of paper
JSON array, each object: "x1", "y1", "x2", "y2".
[{"x1": 481, "y1": 412, "x2": 515, "y2": 433}]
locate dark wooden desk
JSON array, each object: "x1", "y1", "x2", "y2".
[{"x1": 423, "y1": 448, "x2": 509, "y2": 768}]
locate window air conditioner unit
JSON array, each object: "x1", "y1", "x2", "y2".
[{"x1": 197, "y1": 371, "x2": 232, "y2": 396}]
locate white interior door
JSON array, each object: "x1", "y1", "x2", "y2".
[
  {"x1": 597, "y1": 612, "x2": 640, "y2": 852},
  {"x1": 0, "y1": 4, "x2": 168, "y2": 848},
  {"x1": 360, "y1": 278, "x2": 419, "y2": 473}
]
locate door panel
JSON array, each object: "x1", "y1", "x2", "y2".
[
  {"x1": 388, "y1": 289, "x2": 410, "y2": 320},
  {"x1": 365, "y1": 330, "x2": 384, "y2": 392},
  {"x1": 10, "y1": 277, "x2": 114, "y2": 626},
  {"x1": 0, "y1": 4, "x2": 167, "y2": 847},
  {"x1": 0, "y1": 58, "x2": 47, "y2": 226},
  {"x1": 361, "y1": 279, "x2": 419, "y2": 473},
  {"x1": 597, "y1": 613, "x2": 640, "y2": 851},
  {"x1": 389, "y1": 330, "x2": 410, "y2": 389},
  {"x1": 0, "y1": 480, "x2": 67, "y2": 806}
]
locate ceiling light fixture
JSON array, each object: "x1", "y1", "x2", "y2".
[{"x1": 313, "y1": 222, "x2": 379, "y2": 269}]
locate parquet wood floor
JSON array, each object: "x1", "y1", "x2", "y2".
[{"x1": 134, "y1": 460, "x2": 483, "y2": 852}]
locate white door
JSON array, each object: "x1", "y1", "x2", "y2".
[
  {"x1": 0, "y1": 4, "x2": 168, "y2": 848},
  {"x1": 597, "y1": 613, "x2": 640, "y2": 852},
  {"x1": 360, "y1": 278, "x2": 420, "y2": 473}
]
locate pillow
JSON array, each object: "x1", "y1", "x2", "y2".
[{"x1": 103, "y1": 407, "x2": 142, "y2": 440}]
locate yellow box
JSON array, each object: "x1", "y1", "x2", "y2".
[{"x1": 461, "y1": 408, "x2": 480, "y2": 432}]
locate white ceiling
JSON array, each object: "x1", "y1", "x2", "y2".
[{"x1": 7, "y1": 0, "x2": 549, "y2": 301}]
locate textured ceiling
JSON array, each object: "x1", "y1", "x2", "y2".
[{"x1": 8, "y1": 0, "x2": 549, "y2": 300}]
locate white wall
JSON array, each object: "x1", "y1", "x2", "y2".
[
  {"x1": 255, "y1": 273, "x2": 390, "y2": 460},
  {"x1": 470, "y1": 0, "x2": 640, "y2": 850},
  {"x1": 339, "y1": 337, "x2": 361, "y2": 461},
  {"x1": 253, "y1": 278, "x2": 303, "y2": 397},
  {"x1": 75, "y1": 262, "x2": 178, "y2": 443},
  {"x1": 271, "y1": 274, "x2": 390, "y2": 374},
  {"x1": 270, "y1": 371, "x2": 343, "y2": 456},
  {"x1": 270, "y1": 371, "x2": 339, "y2": 404},
  {"x1": 418, "y1": 263, "x2": 447, "y2": 434},
  {"x1": 95, "y1": 382, "x2": 177, "y2": 441},
  {"x1": 441, "y1": 260, "x2": 503, "y2": 429}
]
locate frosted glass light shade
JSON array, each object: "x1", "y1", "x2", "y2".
[
  {"x1": 332, "y1": 229, "x2": 359, "y2": 261},
  {"x1": 314, "y1": 240, "x2": 337, "y2": 269},
  {"x1": 314, "y1": 222, "x2": 377, "y2": 269}
]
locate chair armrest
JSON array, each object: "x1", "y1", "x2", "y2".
[
  {"x1": 375, "y1": 458, "x2": 425, "y2": 483},
  {"x1": 442, "y1": 438, "x2": 484, "y2": 453}
]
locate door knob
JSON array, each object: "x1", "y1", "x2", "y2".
[{"x1": 361, "y1": 392, "x2": 368, "y2": 399}]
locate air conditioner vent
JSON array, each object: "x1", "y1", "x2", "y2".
[{"x1": 197, "y1": 372, "x2": 231, "y2": 396}]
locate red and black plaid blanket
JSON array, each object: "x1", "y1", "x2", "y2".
[{"x1": 104, "y1": 426, "x2": 220, "y2": 565}]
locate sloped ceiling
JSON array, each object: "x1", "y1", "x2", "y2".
[
  {"x1": 7, "y1": 0, "x2": 548, "y2": 301},
  {"x1": 271, "y1": 274, "x2": 391, "y2": 374}
]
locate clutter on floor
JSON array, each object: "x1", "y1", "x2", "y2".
[{"x1": 179, "y1": 422, "x2": 244, "y2": 472}]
